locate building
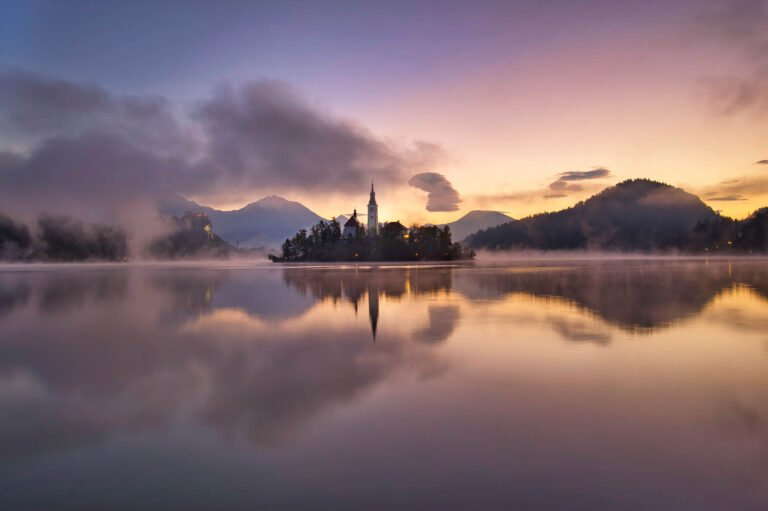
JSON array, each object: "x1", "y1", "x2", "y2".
[
  {"x1": 181, "y1": 211, "x2": 213, "y2": 240},
  {"x1": 368, "y1": 182, "x2": 378, "y2": 238},
  {"x1": 343, "y1": 209, "x2": 360, "y2": 238},
  {"x1": 381, "y1": 221, "x2": 407, "y2": 239}
]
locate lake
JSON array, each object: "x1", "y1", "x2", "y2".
[{"x1": 2, "y1": 259, "x2": 768, "y2": 510}]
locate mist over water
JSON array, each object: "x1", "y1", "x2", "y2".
[{"x1": 2, "y1": 260, "x2": 768, "y2": 510}]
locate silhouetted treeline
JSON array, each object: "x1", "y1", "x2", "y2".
[
  {"x1": 271, "y1": 219, "x2": 474, "y2": 262},
  {"x1": 467, "y1": 179, "x2": 768, "y2": 253},
  {"x1": 0, "y1": 211, "x2": 234, "y2": 261},
  {"x1": 146, "y1": 212, "x2": 234, "y2": 259},
  {"x1": 0, "y1": 214, "x2": 32, "y2": 259},
  {"x1": 0, "y1": 213, "x2": 128, "y2": 261},
  {"x1": 685, "y1": 208, "x2": 768, "y2": 253}
]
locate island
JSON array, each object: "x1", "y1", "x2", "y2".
[{"x1": 269, "y1": 183, "x2": 475, "y2": 262}]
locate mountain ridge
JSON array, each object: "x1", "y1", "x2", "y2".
[
  {"x1": 466, "y1": 179, "x2": 766, "y2": 252},
  {"x1": 160, "y1": 194, "x2": 323, "y2": 248},
  {"x1": 443, "y1": 210, "x2": 514, "y2": 242}
]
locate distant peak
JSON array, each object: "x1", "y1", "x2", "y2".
[
  {"x1": 239, "y1": 195, "x2": 295, "y2": 210},
  {"x1": 614, "y1": 179, "x2": 674, "y2": 190},
  {"x1": 464, "y1": 210, "x2": 507, "y2": 216},
  {"x1": 257, "y1": 195, "x2": 289, "y2": 204}
]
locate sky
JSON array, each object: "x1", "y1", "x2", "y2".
[{"x1": 0, "y1": 0, "x2": 766, "y2": 224}]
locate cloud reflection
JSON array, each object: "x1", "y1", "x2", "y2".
[
  {"x1": 0, "y1": 267, "x2": 447, "y2": 461},
  {"x1": 2, "y1": 260, "x2": 768, "y2": 466}
]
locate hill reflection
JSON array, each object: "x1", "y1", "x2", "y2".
[
  {"x1": 282, "y1": 267, "x2": 453, "y2": 339},
  {"x1": 454, "y1": 260, "x2": 768, "y2": 332},
  {"x1": 0, "y1": 267, "x2": 448, "y2": 462},
  {"x1": 2, "y1": 261, "x2": 768, "y2": 510},
  {"x1": 1, "y1": 260, "x2": 767, "y2": 464}
]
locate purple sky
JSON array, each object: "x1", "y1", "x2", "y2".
[{"x1": 1, "y1": 0, "x2": 766, "y2": 222}]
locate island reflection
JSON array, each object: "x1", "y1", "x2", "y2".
[{"x1": 0, "y1": 261, "x2": 768, "y2": 510}]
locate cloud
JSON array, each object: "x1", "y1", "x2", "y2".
[
  {"x1": 549, "y1": 181, "x2": 583, "y2": 192},
  {"x1": 706, "y1": 195, "x2": 748, "y2": 201},
  {"x1": 0, "y1": 269, "x2": 444, "y2": 456},
  {"x1": 547, "y1": 316, "x2": 612, "y2": 345},
  {"x1": 547, "y1": 167, "x2": 611, "y2": 195},
  {"x1": 0, "y1": 72, "x2": 443, "y2": 222},
  {"x1": 557, "y1": 168, "x2": 611, "y2": 181},
  {"x1": 472, "y1": 191, "x2": 542, "y2": 206},
  {"x1": 194, "y1": 81, "x2": 444, "y2": 194},
  {"x1": 697, "y1": 0, "x2": 768, "y2": 114},
  {"x1": 703, "y1": 174, "x2": 768, "y2": 197},
  {"x1": 412, "y1": 305, "x2": 460, "y2": 344},
  {"x1": 0, "y1": 71, "x2": 190, "y2": 156},
  {"x1": 408, "y1": 172, "x2": 462, "y2": 212},
  {"x1": 699, "y1": 173, "x2": 768, "y2": 210},
  {"x1": 757, "y1": 160, "x2": 768, "y2": 164},
  {"x1": 471, "y1": 168, "x2": 612, "y2": 206}
]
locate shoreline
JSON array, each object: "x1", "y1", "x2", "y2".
[{"x1": 1, "y1": 253, "x2": 767, "y2": 273}]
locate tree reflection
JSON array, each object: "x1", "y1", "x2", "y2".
[
  {"x1": 0, "y1": 268, "x2": 446, "y2": 462},
  {"x1": 2, "y1": 260, "x2": 768, "y2": 464},
  {"x1": 453, "y1": 260, "x2": 768, "y2": 332},
  {"x1": 282, "y1": 267, "x2": 453, "y2": 339}
]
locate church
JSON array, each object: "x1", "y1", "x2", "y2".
[{"x1": 343, "y1": 183, "x2": 379, "y2": 238}]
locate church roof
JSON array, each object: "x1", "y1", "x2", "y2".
[
  {"x1": 384, "y1": 221, "x2": 406, "y2": 231},
  {"x1": 344, "y1": 212, "x2": 360, "y2": 227}
]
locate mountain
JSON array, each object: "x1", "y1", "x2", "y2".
[
  {"x1": 467, "y1": 179, "x2": 722, "y2": 251},
  {"x1": 443, "y1": 210, "x2": 514, "y2": 242},
  {"x1": 148, "y1": 212, "x2": 234, "y2": 259},
  {"x1": 160, "y1": 195, "x2": 324, "y2": 248}
]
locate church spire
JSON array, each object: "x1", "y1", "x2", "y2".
[{"x1": 367, "y1": 180, "x2": 378, "y2": 237}]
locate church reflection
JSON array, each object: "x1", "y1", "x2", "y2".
[
  {"x1": 369, "y1": 285, "x2": 378, "y2": 339},
  {"x1": 2, "y1": 261, "x2": 768, "y2": 468},
  {"x1": 8, "y1": 261, "x2": 767, "y2": 336},
  {"x1": 282, "y1": 267, "x2": 453, "y2": 340}
]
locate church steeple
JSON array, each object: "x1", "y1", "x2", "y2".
[{"x1": 367, "y1": 180, "x2": 378, "y2": 237}]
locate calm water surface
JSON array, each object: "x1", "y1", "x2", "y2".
[{"x1": 2, "y1": 259, "x2": 768, "y2": 510}]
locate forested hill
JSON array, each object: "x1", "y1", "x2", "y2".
[{"x1": 466, "y1": 179, "x2": 768, "y2": 253}]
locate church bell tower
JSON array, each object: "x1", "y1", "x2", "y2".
[{"x1": 368, "y1": 182, "x2": 378, "y2": 237}]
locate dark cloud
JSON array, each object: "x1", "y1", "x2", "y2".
[
  {"x1": 706, "y1": 195, "x2": 748, "y2": 201},
  {"x1": 757, "y1": 160, "x2": 768, "y2": 164},
  {"x1": 557, "y1": 168, "x2": 611, "y2": 181},
  {"x1": 543, "y1": 193, "x2": 568, "y2": 199},
  {"x1": 408, "y1": 172, "x2": 462, "y2": 212},
  {"x1": 698, "y1": 0, "x2": 768, "y2": 114},
  {"x1": 547, "y1": 167, "x2": 611, "y2": 196},
  {"x1": 0, "y1": 71, "x2": 189, "y2": 155},
  {"x1": 194, "y1": 81, "x2": 443, "y2": 194},
  {"x1": 0, "y1": 72, "x2": 443, "y2": 222}
]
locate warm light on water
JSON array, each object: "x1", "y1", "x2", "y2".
[{"x1": 2, "y1": 260, "x2": 768, "y2": 510}]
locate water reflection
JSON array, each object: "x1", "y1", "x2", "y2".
[
  {"x1": 0, "y1": 269, "x2": 446, "y2": 459},
  {"x1": 454, "y1": 260, "x2": 768, "y2": 331},
  {"x1": 2, "y1": 260, "x2": 768, "y2": 510},
  {"x1": 283, "y1": 266, "x2": 454, "y2": 339}
]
